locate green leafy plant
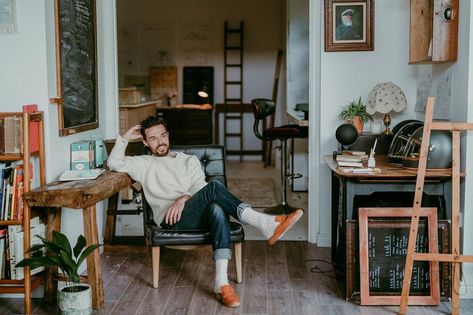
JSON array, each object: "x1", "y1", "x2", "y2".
[
  {"x1": 338, "y1": 97, "x2": 373, "y2": 123},
  {"x1": 16, "y1": 231, "x2": 101, "y2": 291}
]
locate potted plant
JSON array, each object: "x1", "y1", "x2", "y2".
[
  {"x1": 338, "y1": 97, "x2": 373, "y2": 134},
  {"x1": 16, "y1": 231, "x2": 101, "y2": 315}
]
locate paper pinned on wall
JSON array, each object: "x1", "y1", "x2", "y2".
[
  {"x1": 0, "y1": 0, "x2": 17, "y2": 34},
  {"x1": 415, "y1": 64, "x2": 452, "y2": 120}
]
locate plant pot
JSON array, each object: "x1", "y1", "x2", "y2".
[
  {"x1": 57, "y1": 284, "x2": 92, "y2": 315},
  {"x1": 352, "y1": 116, "x2": 364, "y2": 134}
]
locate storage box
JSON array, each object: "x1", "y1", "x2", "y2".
[
  {"x1": 119, "y1": 87, "x2": 143, "y2": 104},
  {"x1": 70, "y1": 140, "x2": 95, "y2": 170}
]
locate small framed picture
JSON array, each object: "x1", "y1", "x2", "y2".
[{"x1": 324, "y1": 0, "x2": 374, "y2": 52}]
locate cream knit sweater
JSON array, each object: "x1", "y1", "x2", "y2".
[{"x1": 107, "y1": 136, "x2": 207, "y2": 226}]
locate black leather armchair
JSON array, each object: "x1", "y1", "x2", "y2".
[{"x1": 142, "y1": 145, "x2": 245, "y2": 288}]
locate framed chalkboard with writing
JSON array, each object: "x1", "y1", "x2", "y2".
[
  {"x1": 358, "y1": 207, "x2": 443, "y2": 306},
  {"x1": 54, "y1": 0, "x2": 98, "y2": 136},
  {"x1": 346, "y1": 219, "x2": 450, "y2": 302}
]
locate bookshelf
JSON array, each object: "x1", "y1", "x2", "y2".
[{"x1": 0, "y1": 111, "x2": 45, "y2": 314}]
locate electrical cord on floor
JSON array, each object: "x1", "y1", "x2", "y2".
[{"x1": 304, "y1": 259, "x2": 341, "y2": 280}]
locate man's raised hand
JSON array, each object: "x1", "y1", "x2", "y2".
[{"x1": 123, "y1": 125, "x2": 142, "y2": 140}]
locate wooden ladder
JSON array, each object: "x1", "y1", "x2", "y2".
[
  {"x1": 400, "y1": 96, "x2": 473, "y2": 314},
  {"x1": 223, "y1": 21, "x2": 244, "y2": 160}
]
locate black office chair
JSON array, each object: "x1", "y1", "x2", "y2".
[{"x1": 252, "y1": 98, "x2": 308, "y2": 214}]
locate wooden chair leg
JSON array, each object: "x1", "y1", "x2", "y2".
[
  {"x1": 152, "y1": 246, "x2": 160, "y2": 288},
  {"x1": 234, "y1": 242, "x2": 242, "y2": 283}
]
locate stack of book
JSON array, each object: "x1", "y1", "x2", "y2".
[
  {"x1": 336, "y1": 152, "x2": 368, "y2": 168},
  {"x1": 1, "y1": 217, "x2": 45, "y2": 280}
]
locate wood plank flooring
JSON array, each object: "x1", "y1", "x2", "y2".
[{"x1": 1, "y1": 241, "x2": 473, "y2": 314}]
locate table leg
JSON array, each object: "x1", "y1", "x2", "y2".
[
  {"x1": 104, "y1": 193, "x2": 119, "y2": 243},
  {"x1": 83, "y1": 205, "x2": 104, "y2": 309},
  {"x1": 44, "y1": 207, "x2": 61, "y2": 302}
]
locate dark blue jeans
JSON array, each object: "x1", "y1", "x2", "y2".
[{"x1": 160, "y1": 180, "x2": 249, "y2": 260}]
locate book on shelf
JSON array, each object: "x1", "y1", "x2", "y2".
[
  {"x1": 0, "y1": 117, "x2": 4, "y2": 154},
  {"x1": 0, "y1": 163, "x2": 31, "y2": 221},
  {"x1": 7, "y1": 218, "x2": 45, "y2": 280},
  {"x1": 3, "y1": 116, "x2": 22, "y2": 154},
  {"x1": 0, "y1": 228, "x2": 6, "y2": 279}
]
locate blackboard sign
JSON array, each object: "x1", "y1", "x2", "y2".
[
  {"x1": 54, "y1": 0, "x2": 98, "y2": 136},
  {"x1": 358, "y1": 207, "x2": 444, "y2": 305},
  {"x1": 346, "y1": 219, "x2": 450, "y2": 300}
]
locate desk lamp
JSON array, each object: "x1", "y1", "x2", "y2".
[
  {"x1": 197, "y1": 89, "x2": 209, "y2": 105},
  {"x1": 367, "y1": 82, "x2": 407, "y2": 135},
  {"x1": 335, "y1": 123, "x2": 358, "y2": 151}
]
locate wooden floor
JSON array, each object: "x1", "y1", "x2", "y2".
[{"x1": 1, "y1": 241, "x2": 473, "y2": 315}]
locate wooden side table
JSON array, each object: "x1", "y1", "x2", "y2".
[{"x1": 23, "y1": 171, "x2": 132, "y2": 309}]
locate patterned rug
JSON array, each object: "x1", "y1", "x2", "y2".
[{"x1": 227, "y1": 177, "x2": 277, "y2": 208}]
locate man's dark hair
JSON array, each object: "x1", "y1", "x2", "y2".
[{"x1": 140, "y1": 116, "x2": 168, "y2": 139}]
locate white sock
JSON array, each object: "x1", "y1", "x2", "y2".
[
  {"x1": 215, "y1": 259, "x2": 229, "y2": 293},
  {"x1": 241, "y1": 207, "x2": 278, "y2": 239}
]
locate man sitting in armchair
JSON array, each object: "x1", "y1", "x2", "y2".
[{"x1": 107, "y1": 116, "x2": 303, "y2": 308}]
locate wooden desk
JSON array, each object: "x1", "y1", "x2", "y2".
[
  {"x1": 323, "y1": 155, "x2": 455, "y2": 285},
  {"x1": 23, "y1": 171, "x2": 132, "y2": 309}
]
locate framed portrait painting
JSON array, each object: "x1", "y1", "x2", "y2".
[{"x1": 324, "y1": 0, "x2": 374, "y2": 52}]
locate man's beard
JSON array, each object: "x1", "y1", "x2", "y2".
[
  {"x1": 342, "y1": 17, "x2": 352, "y2": 27},
  {"x1": 154, "y1": 144, "x2": 169, "y2": 157}
]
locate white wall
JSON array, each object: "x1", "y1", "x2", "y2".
[
  {"x1": 311, "y1": 0, "x2": 418, "y2": 245},
  {"x1": 0, "y1": 0, "x2": 119, "y2": 270},
  {"x1": 116, "y1": 0, "x2": 285, "y2": 154},
  {"x1": 287, "y1": 0, "x2": 309, "y2": 120}
]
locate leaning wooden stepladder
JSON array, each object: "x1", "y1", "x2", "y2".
[{"x1": 400, "y1": 96, "x2": 473, "y2": 314}]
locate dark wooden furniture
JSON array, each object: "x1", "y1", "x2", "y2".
[
  {"x1": 323, "y1": 155, "x2": 456, "y2": 289},
  {"x1": 23, "y1": 171, "x2": 132, "y2": 310},
  {"x1": 156, "y1": 106, "x2": 213, "y2": 145},
  {"x1": 142, "y1": 145, "x2": 244, "y2": 288},
  {"x1": 0, "y1": 111, "x2": 45, "y2": 315}
]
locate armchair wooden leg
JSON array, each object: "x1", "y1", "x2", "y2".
[
  {"x1": 234, "y1": 242, "x2": 242, "y2": 283},
  {"x1": 152, "y1": 246, "x2": 160, "y2": 288}
]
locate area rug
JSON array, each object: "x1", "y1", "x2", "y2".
[{"x1": 227, "y1": 177, "x2": 277, "y2": 208}]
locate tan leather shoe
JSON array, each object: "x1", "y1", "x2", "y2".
[
  {"x1": 217, "y1": 284, "x2": 241, "y2": 307},
  {"x1": 268, "y1": 209, "x2": 304, "y2": 246}
]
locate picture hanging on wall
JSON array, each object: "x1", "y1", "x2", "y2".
[{"x1": 324, "y1": 0, "x2": 374, "y2": 52}]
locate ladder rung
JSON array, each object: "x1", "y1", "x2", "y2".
[
  {"x1": 225, "y1": 133, "x2": 242, "y2": 137},
  {"x1": 224, "y1": 98, "x2": 242, "y2": 102},
  {"x1": 226, "y1": 29, "x2": 243, "y2": 33},
  {"x1": 225, "y1": 46, "x2": 242, "y2": 50},
  {"x1": 225, "y1": 81, "x2": 242, "y2": 85},
  {"x1": 226, "y1": 64, "x2": 242, "y2": 67},
  {"x1": 225, "y1": 116, "x2": 242, "y2": 120},
  {"x1": 414, "y1": 253, "x2": 473, "y2": 263}
]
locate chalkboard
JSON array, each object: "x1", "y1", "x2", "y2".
[
  {"x1": 358, "y1": 207, "x2": 443, "y2": 305},
  {"x1": 54, "y1": 0, "x2": 98, "y2": 136}
]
